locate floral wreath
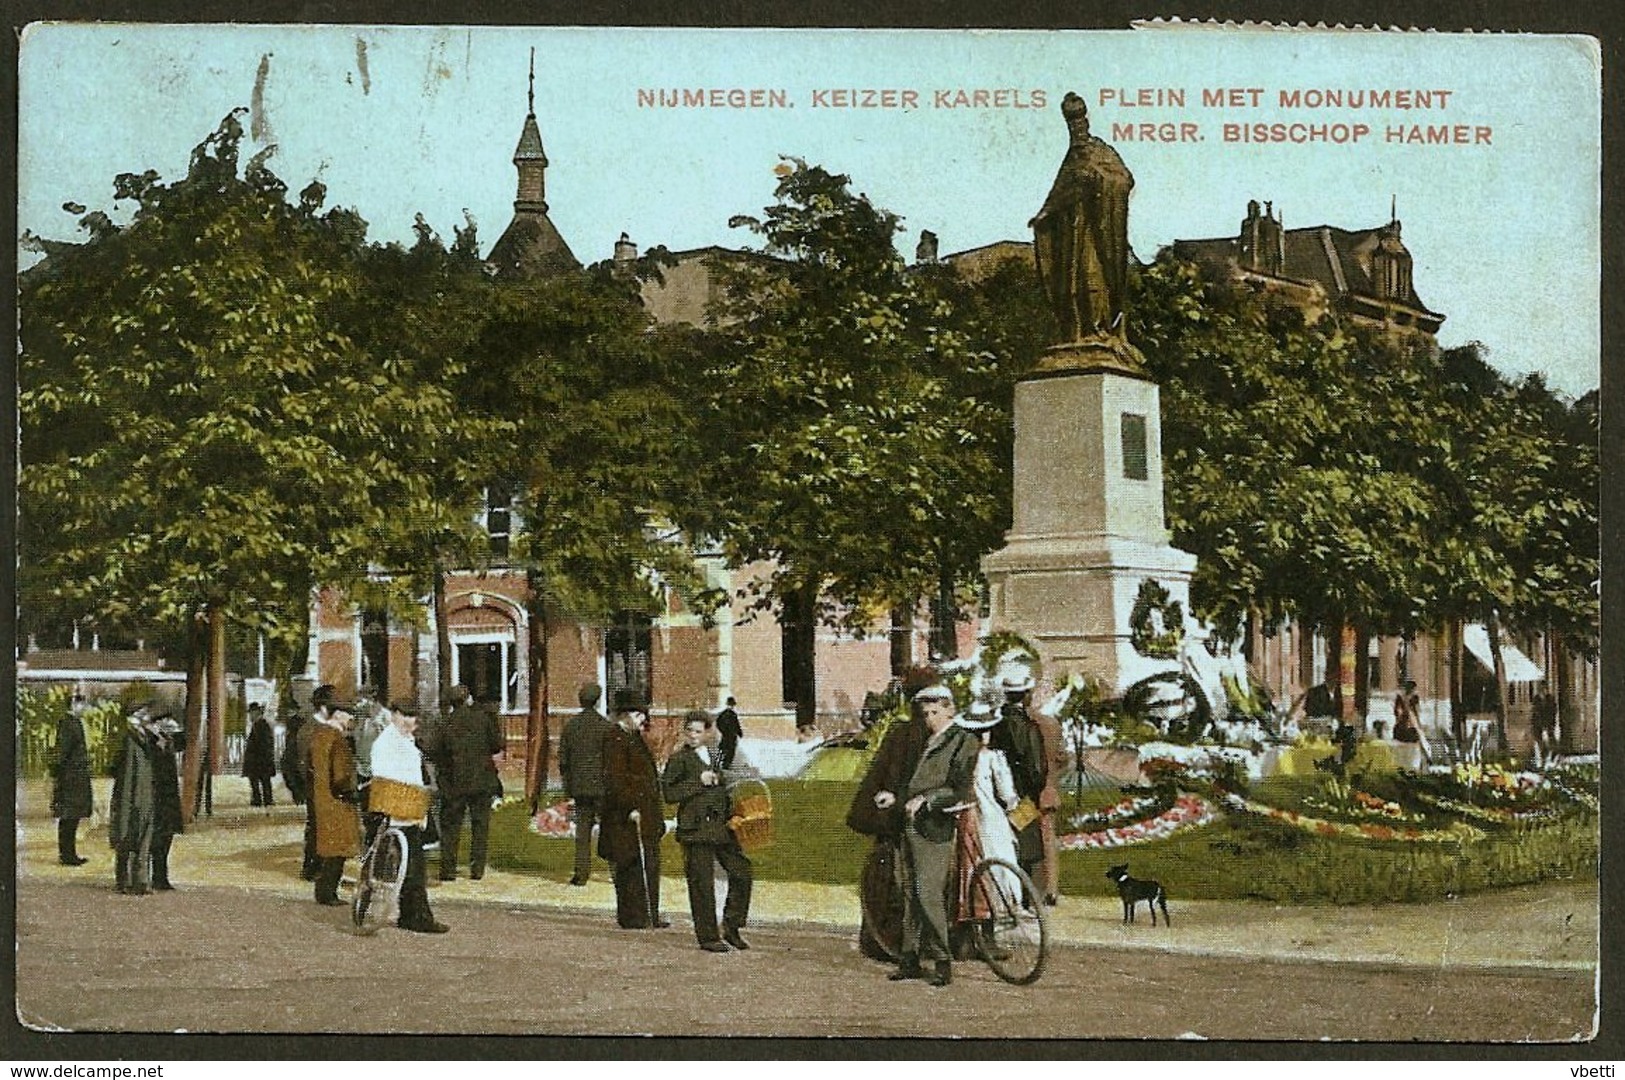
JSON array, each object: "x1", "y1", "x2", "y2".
[{"x1": 1129, "y1": 578, "x2": 1185, "y2": 659}]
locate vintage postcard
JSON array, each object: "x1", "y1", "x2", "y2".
[{"x1": 12, "y1": 23, "x2": 1603, "y2": 1049}]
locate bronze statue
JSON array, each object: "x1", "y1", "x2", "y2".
[{"x1": 1031, "y1": 92, "x2": 1134, "y2": 345}]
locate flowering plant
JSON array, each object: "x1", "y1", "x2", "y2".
[
  {"x1": 1223, "y1": 793, "x2": 1483, "y2": 843},
  {"x1": 530, "y1": 799, "x2": 575, "y2": 838},
  {"x1": 1058, "y1": 794, "x2": 1217, "y2": 850},
  {"x1": 1065, "y1": 788, "x2": 1171, "y2": 832}
]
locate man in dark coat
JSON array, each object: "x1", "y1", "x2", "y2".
[
  {"x1": 110, "y1": 708, "x2": 157, "y2": 893},
  {"x1": 893, "y1": 684, "x2": 980, "y2": 988},
  {"x1": 147, "y1": 714, "x2": 185, "y2": 890},
  {"x1": 279, "y1": 714, "x2": 307, "y2": 804},
  {"x1": 994, "y1": 674, "x2": 1048, "y2": 887},
  {"x1": 243, "y1": 703, "x2": 277, "y2": 807},
  {"x1": 557, "y1": 682, "x2": 613, "y2": 886},
  {"x1": 598, "y1": 703, "x2": 668, "y2": 929},
  {"x1": 663, "y1": 710, "x2": 753, "y2": 952},
  {"x1": 715, "y1": 697, "x2": 743, "y2": 770},
  {"x1": 429, "y1": 687, "x2": 504, "y2": 881},
  {"x1": 847, "y1": 696, "x2": 930, "y2": 960},
  {"x1": 50, "y1": 696, "x2": 94, "y2": 866}
]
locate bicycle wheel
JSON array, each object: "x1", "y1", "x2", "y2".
[
  {"x1": 969, "y1": 857, "x2": 1048, "y2": 985},
  {"x1": 351, "y1": 828, "x2": 408, "y2": 935}
]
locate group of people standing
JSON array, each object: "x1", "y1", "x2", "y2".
[
  {"x1": 287, "y1": 683, "x2": 504, "y2": 933},
  {"x1": 847, "y1": 672, "x2": 1066, "y2": 987},
  {"x1": 48, "y1": 697, "x2": 185, "y2": 895},
  {"x1": 558, "y1": 684, "x2": 755, "y2": 952}
]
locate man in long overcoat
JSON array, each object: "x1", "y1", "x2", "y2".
[
  {"x1": 715, "y1": 697, "x2": 743, "y2": 770},
  {"x1": 557, "y1": 682, "x2": 613, "y2": 886},
  {"x1": 109, "y1": 708, "x2": 157, "y2": 893},
  {"x1": 279, "y1": 714, "x2": 307, "y2": 805},
  {"x1": 242, "y1": 703, "x2": 277, "y2": 807},
  {"x1": 994, "y1": 675, "x2": 1048, "y2": 888},
  {"x1": 147, "y1": 714, "x2": 184, "y2": 890},
  {"x1": 50, "y1": 697, "x2": 94, "y2": 866},
  {"x1": 847, "y1": 696, "x2": 930, "y2": 960},
  {"x1": 1033, "y1": 700, "x2": 1069, "y2": 905},
  {"x1": 298, "y1": 685, "x2": 337, "y2": 880},
  {"x1": 663, "y1": 710, "x2": 753, "y2": 951},
  {"x1": 599, "y1": 704, "x2": 668, "y2": 929},
  {"x1": 429, "y1": 687, "x2": 504, "y2": 881},
  {"x1": 310, "y1": 704, "x2": 361, "y2": 905},
  {"x1": 894, "y1": 684, "x2": 980, "y2": 988}
]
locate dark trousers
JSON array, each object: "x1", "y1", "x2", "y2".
[
  {"x1": 396, "y1": 824, "x2": 435, "y2": 929},
  {"x1": 249, "y1": 775, "x2": 275, "y2": 806},
  {"x1": 151, "y1": 833, "x2": 173, "y2": 887},
  {"x1": 681, "y1": 839, "x2": 753, "y2": 944},
  {"x1": 571, "y1": 796, "x2": 602, "y2": 881},
  {"x1": 612, "y1": 849, "x2": 661, "y2": 928},
  {"x1": 301, "y1": 799, "x2": 319, "y2": 879},
  {"x1": 314, "y1": 856, "x2": 346, "y2": 903},
  {"x1": 438, "y1": 793, "x2": 492, "y2": 878},
  {"x1": 57, "y1": 818, "x2": 81, "y2": 862}
]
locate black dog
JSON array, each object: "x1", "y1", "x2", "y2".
[{"x1": 1105, "y1": 863, "x2": 1170, "y2": 927}]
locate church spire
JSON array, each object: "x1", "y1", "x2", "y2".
[{"x1": 513, "y1": 47, "x2": 549, "y2": 212}]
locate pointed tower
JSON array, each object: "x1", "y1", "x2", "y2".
[{"x1": 487, "y1": 49, "x2": 580, "y2": 279}]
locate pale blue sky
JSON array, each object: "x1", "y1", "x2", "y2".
[{"x1": 18, "y1": 24, "x2": 1602, "y2": 396}]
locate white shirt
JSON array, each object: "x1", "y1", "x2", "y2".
[
  {"x1": 370, "y1": 723, "x2": 427, "y2": 826},
  {"x1": 696, "y1": 746, "x2": 713, "y2": 767}
]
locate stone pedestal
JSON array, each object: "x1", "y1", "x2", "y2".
[{"x1": 982, "y1": 340, "x2": 1199, "y2": 695}]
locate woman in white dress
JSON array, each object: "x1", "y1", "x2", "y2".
[{"x1": 960, "y1": 705, "x2": 1024, "y2": 902}]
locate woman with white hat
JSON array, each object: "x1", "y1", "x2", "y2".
[{"x1": 957, "y1": 703, "x2": 1023, "y2": 906}]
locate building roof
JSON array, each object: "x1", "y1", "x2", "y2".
[
  {"x1": 486, "y1": 212, "x2": 579, "y2": 279},
  {"x1": 513, "y1": 112, "x2": 547, "y2": 163},
  {"x1": 1169, "y1": 222, "x2": 1441, "y2": 318}
]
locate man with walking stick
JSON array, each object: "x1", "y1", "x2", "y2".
[{"x1": 599, "y1": 700, "x2": 669, "y2": 930}]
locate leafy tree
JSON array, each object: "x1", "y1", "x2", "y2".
[
  {"x1": 19, "y1": 111, "x2": 453, "y2": 814},
  {"x1": 696, "y1": 160, "x2": 1031, "y2": 725}
]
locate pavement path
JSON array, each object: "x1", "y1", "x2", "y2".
[{"x1": 16, "y1": 777, "x2": 1600, "y2": 973}]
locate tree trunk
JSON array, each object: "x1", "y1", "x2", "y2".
[
  {"x1": 1323, "y1": 615, "x2": 1345, "y2": 720},
  {"x1": 889, "y1": 602, "x2": 915, "y2": 676},
  {"x1": 930, "y1": 563, "x2": 958, "y2": 661},
  {"x1": 1553, "y1": 630, "x2": 1579, "y2": 754},
  {"x1": 785, "y1": 584, "x2": 818, "y2": 731},
  {"x1": 1352, "y1": 624, "x2": 1371, "y2": 727},
  {"x1": 1446, "y1": 618, "x2": 1466, "y2": 746},
  {"x1": 180, "y1": 612, "x2": 207, "y2": 826},
  {"x1": 205, "y1": 604, "x2": 228, "y2": 817},
  {"x1": 525, "y1": 585, "x2": 552, "y2": 813},
  {"x1": 433, "y1": 561, "x2": 453, "y2": 711},
  {"x1": 1485, "y1": 609, "x2": 1511, "y2": 753}
]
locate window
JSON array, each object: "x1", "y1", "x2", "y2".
[
  {"x1": 1121, "y1": 414, "x2": 1149, "y2": 480},
  {"x1": 484, "y1": 485, "x2": 513, "y2": 558},
  {"x1": 360, "y1": 608, "x2": 390, "y2": 699},
  {"x1": 605, "y1": 611, "x2": 653, "y2": 710}
]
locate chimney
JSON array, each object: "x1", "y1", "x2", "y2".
[{"x1": 914, "y1": 230, "x2": 939, "y2": 264}]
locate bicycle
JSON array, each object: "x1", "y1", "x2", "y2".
[
  {"x1": 350, "y1": 776, "x2": 428, "y2": 935},
  {"x1": 351, "y1": 813, "x2": 408, "y2": 935},
  {"x1": 859, "y1": 806, "x2": 1049, "y2": 985}
]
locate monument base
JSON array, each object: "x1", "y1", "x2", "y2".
[
  {"x1": 981, "y1": 532, "x2": 1199, "y2": 698},
  {"x1": 1029, "y1": 335, "x2": 1148, "y2": 380}
]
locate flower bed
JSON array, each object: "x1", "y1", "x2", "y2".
[
  {"x1": 1064, "y1": 789, "x2": 1170, "y2": 832},
  {"x1": 1223, "y1": 793, "x2": 1484, "y2": 843},
  {"x1": 1058, "y1": 793, "x2": 1217, "y2": 850},
  {"x1": 1301, "y1": 789, "x2": 1428, "y2": 825},
  {"x1": 530, "y1": 799, "x2": 575, "y2": 838},
  {"x1": 1411, "y1": 791, "x2": 1562, "y2": 826}
]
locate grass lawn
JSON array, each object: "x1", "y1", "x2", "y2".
[{"x1": 485, "y1": 777, "x2": 1597, "y2": 905}]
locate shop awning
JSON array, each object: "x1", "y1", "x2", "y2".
[{"x1": 1463, "y1": 623, "x2": 1544, "y2": 682}]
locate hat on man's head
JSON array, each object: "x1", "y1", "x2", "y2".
[
  {"x1": 579, "y1": 682, "x2": 603, "y2": 707},
  {"x1": 957, "y1": 700, "x2": 1002, "y2": 731},
  {"x1": 912, "y1": 684, "x2": 954, "y2": 703},
  {"x1": 611, "y1": 689, "x2": 640, "y2": 714},
  {"x1": 1000, "y1": 670, "x2": 1036, "y2": 693},
  {"x1": 248, "y1": 702, "x2": 265, "y2": 713}
]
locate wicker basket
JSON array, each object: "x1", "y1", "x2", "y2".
[
  {"x1": 727, "y1": 778, "x2": 775, "y2": 853},
  {"x1": 369, "y1": 776, "x2": 431, "y2": 820}
]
